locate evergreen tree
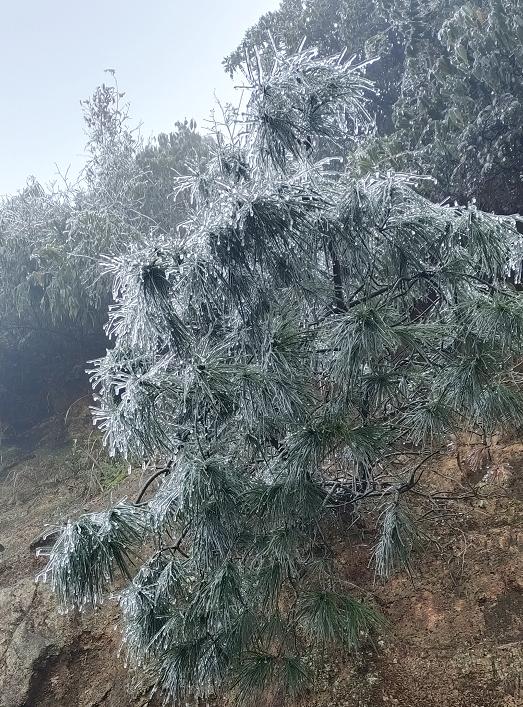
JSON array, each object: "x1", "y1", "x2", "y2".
[
  {"x1": 227, "y1": 0, "x2": 523, "y2": 213},
  {"x1": 40, "y1": 48, "x2": 523, "y2": 705},
  {"x1": 367, "y1": 0, "x2": 523, "y2": 213}
]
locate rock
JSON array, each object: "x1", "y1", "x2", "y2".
[
  {"x1": 0, "y1": 577, "x2": 156, "y2": 707},
  {"x1": 0, "y1": 580, "x2": 64, "y2": 707},
  {"x1": 2, "y1": 623, "x2": 60, "y2": 707}
]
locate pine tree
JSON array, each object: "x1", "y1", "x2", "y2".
[
  {"x1": 227, "y1": 0, "x2": 523, "y2": 214},
  {"x1": 40, "y1": 47, "x2": 523, "y2": 705}
]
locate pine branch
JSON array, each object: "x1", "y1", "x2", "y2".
[{"x1": 135, "y1": 461, "x2": 173, "y2": 503}]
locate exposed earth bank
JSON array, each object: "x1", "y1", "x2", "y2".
[{"x1": 0, "y1": 409, "x2": 521, "y2": 707}]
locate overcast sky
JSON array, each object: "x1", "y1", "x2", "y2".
[{"x1": 0, "y1": 0, "x2": 279, "y2": 195}]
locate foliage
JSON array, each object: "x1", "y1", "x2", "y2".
[
  {"x1": 0, "y1": 85, "x2": 139, "y2": 340},
  {"x1": 224, "y1": 0, "x2": 398, "y2": 134},
  {"x1": 226, "y1": 0, "x2": 523, "y2": 213},
  {"x1": 40, "y1": 45, "x2": 523, "y2": 705},
  {"x1": 377, "y1": 0, "x2": 523, "y2": 212},
  {"x1": 136, "y1": 119, "x2": 212, "y2": 235},
  {"x1": 0, "y1": 84, "x2": 207, "y2": 430}
]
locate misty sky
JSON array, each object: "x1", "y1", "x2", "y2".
[{"x1": 0, "y1": 0, "x2": 279, "y2": 195}]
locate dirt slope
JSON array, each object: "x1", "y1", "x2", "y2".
[{"x1": 0, "y1": 414, "x2": 521, "y2": 707}]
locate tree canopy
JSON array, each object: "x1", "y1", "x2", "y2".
[
  {"x1": 0, "y1": 85, "x2": 207, "y2": 430},
  {"x1": 226, "y1": 0, "x2": 523, "y2": 213},
  {"x1": 39, "y1": 46, "x2": 523, "y2": 705}
]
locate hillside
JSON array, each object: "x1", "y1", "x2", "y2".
[
  {"x1": 0, "y1": 2, "x2": 522, "y2": 705},
  {"x1": 0, "y1": 406, "x2": 521, "y2": 707}
]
